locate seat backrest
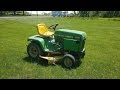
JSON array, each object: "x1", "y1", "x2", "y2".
[{"x1": 37, "y1": 24, "x2": 48, "y2": 35}]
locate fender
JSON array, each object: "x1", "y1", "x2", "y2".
[{"x1": 27, "y1": 35, "x2": 46, "y2": 52}]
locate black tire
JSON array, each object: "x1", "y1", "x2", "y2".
[
  {"x1": 81, "y1": 51, "x2": 85, "y2": 58},
  {"x1": 27, "y1": 42, "x2": 44, "y2": 60},
  {"x1": 62, "y1": 54, "x2": 76, "y2": 69}
]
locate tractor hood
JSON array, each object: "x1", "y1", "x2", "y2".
[{"x1": 55, "y1": 29, "x2": 86, "y2": 39}]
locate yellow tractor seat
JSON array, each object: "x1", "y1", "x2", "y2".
[{"x1": 37, "y1": 24, "x2": 54, "y2": 37}]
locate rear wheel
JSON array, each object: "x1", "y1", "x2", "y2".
[
  {"x1": 27, "y1": 42, "x2": 44, "y2": 60},
  {"x1": 62, "y1": 54, "x2": 76, "y2": 69}
]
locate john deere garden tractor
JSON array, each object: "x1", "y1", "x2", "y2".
[{"x1": 27, "y1": 23, "x2": 86, "y2": 68}]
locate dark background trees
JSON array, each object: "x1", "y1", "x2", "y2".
[
  {"x1": 73, "y1": 11, "x2": 120, "y2": 17},
  {"x1": 0, "y1": 11, "x2": 31, "y2": 16},
  {"x1": 0, "y1": 11, "x2": 120, "y2": 17}
]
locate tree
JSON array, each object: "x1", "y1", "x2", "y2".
[
  {"x1": 89, "y1": 11, "x2": 99, "y2": 17},
  {"x1": 78, "y1": 11, "x2": 89, "y2": 17},
  {"x1": 36, "y1": 11, "x2": 38, "y2": 16},
  {"x1": 73, "y1": 11, "x2": 79, "y2": 16},
  {"x1": 13, "y1": 11, "x2": 16, "y2": 15},
  {"x1": 23, "y1": 11, "x2": 24, "y2": 15}
]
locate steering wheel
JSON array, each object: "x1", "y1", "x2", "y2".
[{"x1": 49, "y1": 23, "x2": 59, "y2": 31}]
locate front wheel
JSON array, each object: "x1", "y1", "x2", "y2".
[
  {"x1": 81, "y1": 50, "x2": 85, "y2": 58},
  {"x1": 27, "y1": 42, "x2": 44, "y2": 60},
  {"x1": 62, "y1": 54, "x2": 76, "y2": 69}
]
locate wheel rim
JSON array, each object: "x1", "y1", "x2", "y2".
[
  {"x1": 64, "y1": 58, "x2": 73, "y2": 67},
  {"x1": 29, "y1": 46, "x2": 38, "y2": 57}
]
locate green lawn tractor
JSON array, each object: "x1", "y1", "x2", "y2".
[{"x1": 27, "y1": 23, "x2": 86, "y2": 68}]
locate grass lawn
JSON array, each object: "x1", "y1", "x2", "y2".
[{"x1": 0, "y1": 16, "x2": 120, "y2": 79}]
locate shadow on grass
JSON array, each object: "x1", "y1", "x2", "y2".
[
  {"x1": 23, "y1": 57, "x2": 53, "y2": 67},
  {"x1": 23, "y1": 57, "x2": 83, "y2": 69}
]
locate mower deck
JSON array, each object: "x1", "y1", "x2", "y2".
[{"x1": 39, "y1": 55, "x2": 63, "y2": 64}]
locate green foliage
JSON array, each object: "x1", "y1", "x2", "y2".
[
  {"x1": 0, "y1": 16, "x2": 120, "y2": 79},
  {"x1": 73, "y1": 11, "x2": 120, "y2": 18},
  {"x1": 1, "y1": 11, "x2": 120, "y2": 17},
  {"x1": 78, "y1": 11, "x2": 90, "y2": 17},
  {"x1": 89, "y1": 11, "x2": 99, "y2": 17}
]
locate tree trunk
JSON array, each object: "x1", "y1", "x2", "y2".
[
  {"x1": 73, "y1": 11, "x2": 77, "y2": 16},
  {"x1": 13, "y1": 11, "x2": 16, "y2": 15},
  {"x1": 23, "y1": 11, "x2": 24, "y2": 15},
  {"x1": 36, "y1": 11, "x2": 38, "y2": 16}
]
